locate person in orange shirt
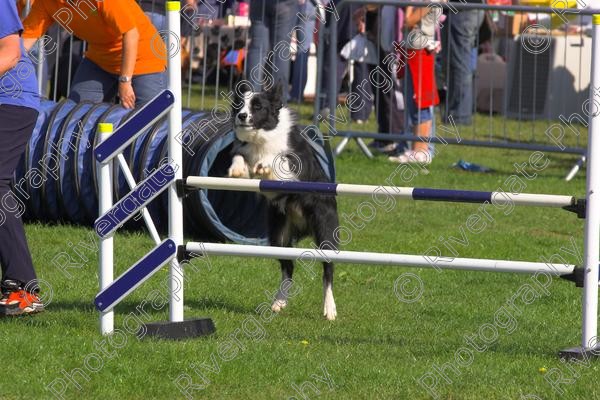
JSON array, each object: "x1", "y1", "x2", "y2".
[{"x1": 22, "y1": 0, "x2": 167, "y2": 108}]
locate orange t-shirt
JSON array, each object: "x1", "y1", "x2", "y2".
[{"x1": 22, "y1": 0, "x2": 166, "y2": 75}]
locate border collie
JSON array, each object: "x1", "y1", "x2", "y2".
[{"x1": 227, "y1": 83, "x2": 339, "y2": 320}]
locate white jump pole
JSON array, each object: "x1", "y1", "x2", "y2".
[
  {"x1": 167, "y1": 1, "x2": 184, "y2": 323},
  {"x1": 97, "y1": 123, "x2": 114, "y2": 335},
  {"x1": 561, "y1": 14, "x2": 600, "y2": 359},
  {"x1": 186, "y1": 242, "x2": 576, "y2": 275},
  {"x1": 184, "y1": 176, "x2": 576, "y2": 209},
  {"x1": 581, "y1": 15, "x2": 600, "y2": 352}
]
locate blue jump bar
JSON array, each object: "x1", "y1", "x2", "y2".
[
  {"x1": 186, "y1": 177, "x2": 573, "y2": 208},
  {"x1": 258, "y1": 181, "x2": 492, "y2": 203},
  {"x1": 94, "y1": 163, "x2": 176, "y2": 238},
  {"x1": 412, "y1": 188, "x2": 492, "y2": 204},
  {"x1": 259, "y1": 180, "x2": 337, "y2": 194},
  {"x1": 94, "y1": 90, "x2": 174, "y2": 164},
  {"x1": 95, "y1": 239, "x2": 176, "y2": 312}
]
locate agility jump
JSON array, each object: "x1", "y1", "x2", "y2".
[{"x1": 93, "y1": 1, "x2": 600, "y2": 358}]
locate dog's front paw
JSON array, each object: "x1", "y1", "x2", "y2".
[
  {"x1": 228, "y1": 164, "x2": 249, "y2": 178},
  {"x1": 271, "y1": 299, "x2": 287, "y2": 313},
  {"x1": 228, "y1": 155, "x2": 250, "y2": 178},
  {"x1": 253, "y1": 162, "x2": 274, "y2": 180}
]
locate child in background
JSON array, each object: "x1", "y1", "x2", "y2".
[{"x1": 389, "y1": 5, "x2": 442, "y2": 164}]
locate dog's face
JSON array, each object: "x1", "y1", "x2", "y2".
[{"x1": 233, "y1": 83, "x2": 283, "y2": 143}]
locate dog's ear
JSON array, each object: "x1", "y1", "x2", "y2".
[
  {"x1": 267, "y1": 81, "x2": 284, "y2": 109},
  {"x1": 233, "y1": 81, "x2": 252, "y2": 111}
]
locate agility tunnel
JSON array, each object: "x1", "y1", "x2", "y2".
[{"x1": 13, "y1": 99, "x2": 335, "y2": 245}]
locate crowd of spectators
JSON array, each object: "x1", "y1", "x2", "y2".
[
  {"x1": 14, "y1": 0, "x2": 488, "y2": 166},
  {"x1": 18, "y1": 0, "x2": 595, "y2": 164}
]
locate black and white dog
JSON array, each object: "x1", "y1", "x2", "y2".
[{"x1": 228, "y1": 83, "x2": 339, "y2": 320}]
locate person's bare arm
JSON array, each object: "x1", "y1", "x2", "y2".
[
  {"x1": 0, "y1": 34, "x2": 21, "y2": 76},
  {"x1": 118, "y1": 27, "x2": 139, "y2": 109},
  {"x1": 405, "y1": 6, "x2": 431, "y2": 29},
  {"x1": 23, "y1": 37, "x2": 38, "y2": 52},
  {"x1": 21, "y1": 1, "x2": 53, "y2": 52}
]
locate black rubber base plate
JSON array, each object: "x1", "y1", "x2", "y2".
[
  {"x1": 140, "y1": 318, "x2": 216, "y2": 340},
  {"x1": 558, "y1": 346, "x2": 600, "y2": 360}
]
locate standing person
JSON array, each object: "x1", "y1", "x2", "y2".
[
  {"x1": 441, "y1": 1, "x2": 484, "y2": 125},
  {"x1": 355, "y1": 5, "x2": 405, "y2": 153},
  {"x1": 0, "y1": 0, "x2": 44, "y2": 315},
  {"x1": 246, "y1": 0, "x2": 298, "y2": 102},
  {"x1": 318, "y1": 0, "x2": 360, "y2": 116},
  {"x1": 21, "y1": 0, "x2": 168, "y2": 109},
  {"x1": 290, "y1": 0, "x2": 316, "y2": 103},
  {"x1": 139, "y1": 0, "x2": 168, "y2": 31},
  {"x1": 389, "y1": 4, "x2": 441, "y2": 164},
  {"x1": 138, "y1": 0, "x2": 198, "y2": 31}
]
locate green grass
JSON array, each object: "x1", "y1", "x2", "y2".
[{"x1": 1, "y1": 94, "x2": 596, "y2": 399}]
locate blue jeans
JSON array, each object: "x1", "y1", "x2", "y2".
[
  {"x1": 290, "y1": 1, "x2": 315, "y2": 101},
  {"x1": 246, "y1": 0, "x2": 298, "y2": 100},
  {"x1": 68, "y1": 58, "x2": 167, "y2": 106},
  {"x1": 442, "y1": 10, "x2": 484, "y2": 125},
  {"x1": 145, "y1": 12, "x2": 167, "y2": 32}
]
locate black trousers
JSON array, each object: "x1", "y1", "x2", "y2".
[{"x1": 0, "y1": 105, "x2": 38, "y2": 287}]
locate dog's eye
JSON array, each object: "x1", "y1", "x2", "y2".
[{"x1": 253, "y1": 103, "x2": 262, "y2": 110}]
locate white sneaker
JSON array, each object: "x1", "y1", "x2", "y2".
[{"x1": 388, "y1": 150, "x2": 432, "y2": 164}]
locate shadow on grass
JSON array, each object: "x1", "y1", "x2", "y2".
[{"x1": 40, "y1": 297, "x2": 256, "y2": 316}]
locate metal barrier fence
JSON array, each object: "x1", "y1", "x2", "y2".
[
  {"x1": 22, "y1": 1, "x2": 600, "y2": 174},
  {"x1": 327, "y1": 1, "x2": 598, "y2": 162}
]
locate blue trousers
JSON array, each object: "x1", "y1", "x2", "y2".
[
  {"x1": 290, "y1": 1, "x2": 316, "y2": 102},
  {"x1": 442, "y1": 10, "x2": 484, "y2": 125},
  {"x1": 68, "y1": 58, "x2": 166, "y2": 106},
  {"x1": 246, "y1": 0, "x2": 298, "y2": 100},
  {"x1": 0, "y1": 105, "x2": 38, "y2": 288}
]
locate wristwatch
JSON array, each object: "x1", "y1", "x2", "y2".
[{"x1": 119, "y1": 75, "x2": 132, "y2": 83}]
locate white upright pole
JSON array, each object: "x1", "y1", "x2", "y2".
[
  {"x1": 582, "y1": 15, "x2": 600, "y2": 350},
  {"x1": 97, "y1": 123, "x2": 114, "y2": 335},
  {"x1": 166, "y1": 1, "x2": 184, "y2": 323}
]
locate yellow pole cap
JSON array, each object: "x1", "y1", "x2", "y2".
[
  {"x1": 97, "y1": 123, "x2": 113, "y2": 134},
  {"x1": 594, "y1": 15, "x2": 600, "y2": 25},
  {"x1": 166, "y1": 1, "x2": 180, "y2": 11}
]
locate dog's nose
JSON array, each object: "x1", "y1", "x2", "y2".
[{"x1": 237, "y1": 112, "x2": 248, "y2": 121}]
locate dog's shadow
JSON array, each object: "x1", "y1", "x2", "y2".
[{"x1": 185, "y1": 297, "x2": 257, "y2": 315}]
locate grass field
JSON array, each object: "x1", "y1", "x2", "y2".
[{"x1": 1, "y1": 98, "x2": 597, "y2": 400}]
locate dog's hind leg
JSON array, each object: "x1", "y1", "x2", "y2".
[
  {"x1": 311, "y1": 206, "x2": 338, "y2": 321},
  {"x1": 269, "y1": 207, "x2": 294, "y2": 313}
]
